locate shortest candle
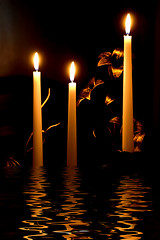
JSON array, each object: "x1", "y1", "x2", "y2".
[
  {"x1": 33, "y1": 52, "x2": 43, "y2": 167},
  {"x1": 67, "y1": 61, "x2": 77, "y2": 166}
]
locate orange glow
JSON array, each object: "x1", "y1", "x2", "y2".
[
  {"x1": 125, "y1": 13, "x2": 131, "y2": 35},
  {"x1": 70, "y1": 61, "x2": 75, "y2": 82},
  {"x1": 34, "y1": 52, "x2": 39, "y2": 71},
  {"x1": 19, "y1": 169, "x2": 52, "y2": 238},
  {"x1": 105, "y1": 96, "x2": 114, "y2": 106},
  {"x1": 110, "y1": 176, "x2": 152, "y2": 239}
]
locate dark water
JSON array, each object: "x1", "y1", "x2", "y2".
[{"x1": 0, "y1": 165, "x2": 160, "y2": 240}]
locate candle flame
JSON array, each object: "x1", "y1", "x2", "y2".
[
  {"x1": 34, "y1": 52, "x2": 39, "y2": 71},
  {"x1": 70, "y1": 61, "x2": 75, "y2": 82},
  {"x1": 125, "y1": 13, "x2": 131, "y2": 35}
]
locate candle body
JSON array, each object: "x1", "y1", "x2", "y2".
[
  {"x1": 67, "y1": 82, "x2": 77, "y2": 166},
  {"x1": 33, "y1": 71, "x2": 43, "y2": 167},
  {"x1": 122, "y1": 35, "x2": 134, "y2": 152}
]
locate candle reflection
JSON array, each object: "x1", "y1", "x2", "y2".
[
  {"x1": 19, "y1": 168, "x2": 52, "y2": 239},
  {"x1": 53, "y1": 167, "x2": 90, "y2": 239},
  {"x1": 108, "y1": 175, "x2": 152, "y2": 240}
]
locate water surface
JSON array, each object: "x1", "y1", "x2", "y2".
[{"x1": 0, "y1": 165, "x2": 159, "y2": 239}]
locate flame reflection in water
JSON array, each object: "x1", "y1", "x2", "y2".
[
  {"x1": 19, "y1": 168, "x2": 153, "y2": 240},
  {"x1": 52, "y1": 167, "x2": 91, "y2": 239},
  {"x1": 19, "y1": 168, "x2": 52, "y2": 239},
  {"x1": 20, "y1": 167, "x2": 91, "y2": 240},
  {"x1": 108, "y1": 175, "x2": 152, "y2": 240}
]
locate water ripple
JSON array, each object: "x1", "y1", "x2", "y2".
[
  {"x1": 19, "y1": 168, "x2": 153, "y2": 240},
  {"x1": 107, "y1": 175, "x2": 152, "y2": 239},
  {"x1": 19, "y1": 168, "x2": 53, "y2": 239}
]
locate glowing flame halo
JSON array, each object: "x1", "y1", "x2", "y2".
[
  {"x1": 125, "y1": 13, "x2": 131, "y2": 35},
  {"x1": 34, "y1": 52, "x2": 39, "y2": 71},
  {"x1": 70, "y1": 61, "x2": 75, "y2": 82}
]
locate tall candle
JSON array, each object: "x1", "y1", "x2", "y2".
[
  {"x1": 122, "y1": 14, "x2": 134, "y2": 153},
  {"x1": 67, "y1": 61, "x2": 77, "y2": 166},
  {"x1": 33, "y1": 52, "x2": 43, "y2": 167}
]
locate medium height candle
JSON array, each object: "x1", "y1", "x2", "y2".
[
  {"x1": 122, "y1": 14, "x2": 134, "y2": 152},
  {"x1": 33, "y1": 52, "x2": 43, "y2": 167},
  {"x1": 67, "y1": 61, "x2": 77, "y2": 166}
]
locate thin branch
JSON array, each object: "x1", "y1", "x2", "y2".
[
  {"x1": 41, "y1": 88, "x2": 50, "y2": 108},
  {"x1": 46, "y1": 122, "x2": 60, "y2": 132}
]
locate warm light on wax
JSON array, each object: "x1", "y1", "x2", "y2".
[
  {"x1": 122, "y1": 13, "x2": 134, "y2": 153},
  {"x1": 34, "y1": 52, "x2": 39, "y2": 71},
  {"x1": 33, "y1": 52, "x2": 43, "y2": 167},
  {"x1": 125, "y1": 13, "x2": 131, "y2": 35},
  {"x1": 67, "y1": 61, "x2": 77, "y2": 166}
]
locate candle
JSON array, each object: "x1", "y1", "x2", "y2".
[
  {"x1": 122, "y1": 14, "x2": 134, "y2": 153},
  {"x1": 67, "y1": 61, "x2": 77, "y2": 166},
  {"x1": 33, "y1": 52, "x2": 43, "y2": 167}
]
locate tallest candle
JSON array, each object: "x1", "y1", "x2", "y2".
[
  {"x1": 67, "y1": 61, "x2": 77, "y2": 166},
  {"x1": 122, "y1": 14, "x2": 134, "y2": 152},
  {"x1": 33, "y1": 52, "x2": 43, "y2": 167}
]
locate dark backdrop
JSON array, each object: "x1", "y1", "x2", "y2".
[{"x1": 0, "y1": 0, "x2": 158, "y2": 162}]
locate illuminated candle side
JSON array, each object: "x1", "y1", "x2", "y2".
[
  {"x1": 33, "y1": 52, "x2": 43, "y2": 167},
  {"x1": 67, "y1": 61, "x2": 77, "y2": 166},
  {"x1": 122, "y1": 14, "x2": 134, "y2": 152}
]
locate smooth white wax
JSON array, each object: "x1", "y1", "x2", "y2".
[
  {"x1": 67, "y1": 81, "x2": 77, "y2": 166},
  {"x1": 33, "y1": 70, "x2": 43, "y2": 167},
  {"x1": 122, "y1": 34, "x2": 134, "y2": 152}
]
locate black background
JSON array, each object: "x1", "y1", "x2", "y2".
[{"x1": 0, "y1": 0, "x2": 159, "y2": 162}]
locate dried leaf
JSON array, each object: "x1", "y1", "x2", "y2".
[
  {"x1": 77, "y1": 78, "x2": 104, "y2": 106},
  {"x1": 94, "y1": 79, "x2": 104, "y2": 88},
  {"x1": 109, "y1": 116, "x2": 120, "y2": 125},
  {"x1": 111, "y1": 48, "x2": 123, "y2": 79},
  {"x1": 105, "y1": 95, "x2": 115, "y2": 106},
  {"x1": 111, "y1": 48, "x2": 124, "y2": 60},
  {"x1": 97, "y1": 49, "x2": 124, "y2": 79},
  {"x1": 111, "y1": 66, "x2": 123, "y2": 78},
  {"x1": 97, "y1": 52, "x2": 112, "y2": 67}
]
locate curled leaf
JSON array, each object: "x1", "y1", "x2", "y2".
[
  {"x1": 97, "y1": 52, "x2": 112, "y2": 67},
  {"x1": 105, "y1": 95, "x2": 115, "y2": 106},
  {"x1": 97, "y1": 48, "x2": 124, "y2": 79},
  {"x1": 77, "y1": 78, "x2": 104, "y2": 106},
  {"x1": 111, "y1": 49, "x2": 123, "y2": 78},
  {"x1": 109, "y1": 116, "x2": 120, "y2": 125}
]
